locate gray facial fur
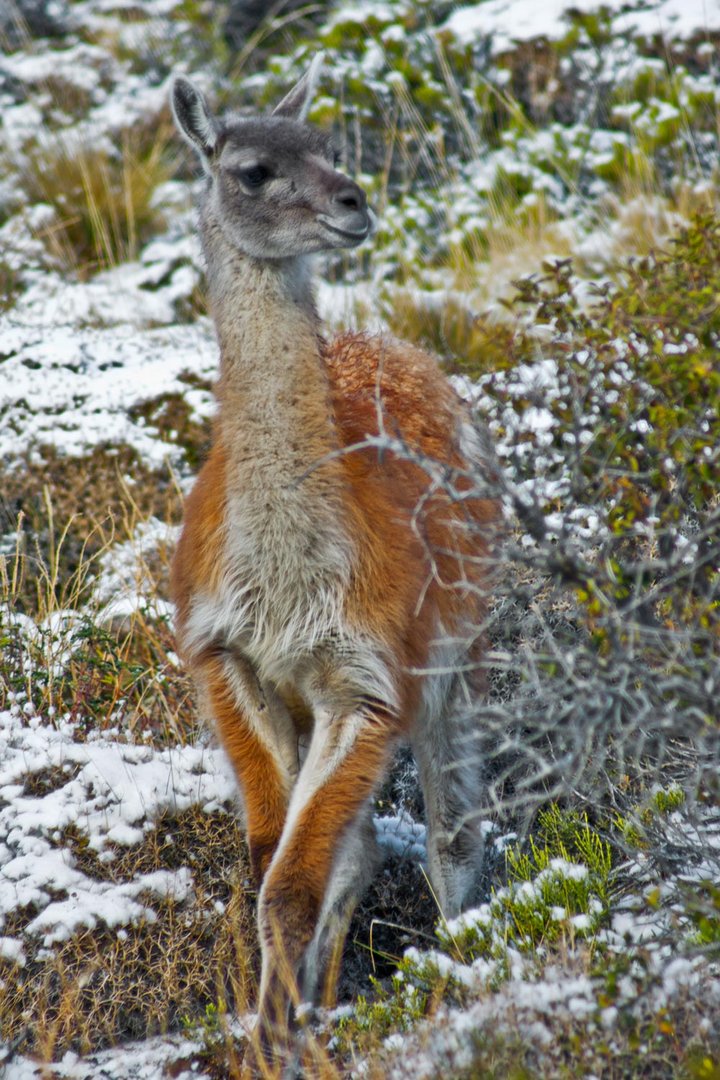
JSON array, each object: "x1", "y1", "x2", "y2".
[{"x1": 170, "y1": 64, "x2": 372, "y2": 261}]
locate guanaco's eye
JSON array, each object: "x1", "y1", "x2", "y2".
[
  {"x1": 236, "y1": 163, "x2": 272, "y2": 188},
  {"x1": 332, "y1": 150, "x2": 342, "y2": 168}
]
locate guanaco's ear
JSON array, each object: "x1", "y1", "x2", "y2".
[
  {"x1": 272, "y1": 53, "x2": 324, "y2": 122},
  {"x1": 170, "y1": 76, "x2": 219, "y2": 164}
]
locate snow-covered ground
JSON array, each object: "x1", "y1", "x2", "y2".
[
  {"x1": 444, "y1": 0, "x2": 720, "y2": 51},
  {"x1": 0, "y1": 703, "x2": 437, "y2": 1078}
]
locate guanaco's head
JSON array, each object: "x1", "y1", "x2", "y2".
[{"x1": 170, "y1": 56, "x2": 373, "y2": 259}]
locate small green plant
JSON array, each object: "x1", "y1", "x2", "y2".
[
  {"x1": 685, "y1": 1051, "x2": 720, "y2": 1079},
  {"x1": 652, "y1": 784, "x2": 685, "y2": 815},
  {"x1": 334, "y1": 973, "x2": 427, "y2": 1058},
  {"x1": 435, "y1": 806, "x2": 612, "y2": 969},
  {"x1": 182, "y1": 998, "x2": 228, "y2": 1055},
  {"x1": 509, "y1": 804, "x2": 613, "y2": 887},
  {"x1": 615, "y1": 783, "x2": 687, "y2": 849},
  {"x1": 685, "y1": 882, "x2": 720, "y2": 949}
]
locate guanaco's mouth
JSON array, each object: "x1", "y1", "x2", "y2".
[{"x1": 318, "y1": 214, "x2": 371, "y2": 244}]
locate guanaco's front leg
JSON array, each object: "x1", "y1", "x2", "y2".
[
  {"x1": 197, "y1": 650, "x2": 298, "y2": 883},
  {"x1": 250, "y1": 706, "x2": 393, "y2": 1072}
]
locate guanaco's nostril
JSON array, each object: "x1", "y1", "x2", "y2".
[{"x1": 335, "y1": 185, "x2": 365, "y2": 212}]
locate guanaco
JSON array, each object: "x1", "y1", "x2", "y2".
[{"x1": 170, "y1": 55, "x2": 499, "y2": 1073}]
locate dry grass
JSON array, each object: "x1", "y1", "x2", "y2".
[
  {"x1": 0, "y1": 383, "x2": 212, "y2": 610},
  {"x1": 0, "y1": 457, "x2": 257, "y2": 1060},
  {"x1": 16, "y1": 124, "x2": 177, "y2": 277},
  {"x1": 0, "y1": 391, "x2": 211, "y2": 734},
  {"x1": 0, "y1": 259, "x2": 21, "y2": 311},
  {"x1": 0, "y1": 808, "x2": 255, "y2": 1061},
  {"x1": 0, "y1": 448, "x2": 199, "y2": 738}
]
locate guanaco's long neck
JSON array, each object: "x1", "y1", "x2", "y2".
[
  {"x1": 201, "y1": 207, "x2": 339, "y2": 477},
  {"x1": 200, "y1": 204, "x2": 350, "y2": 559}
]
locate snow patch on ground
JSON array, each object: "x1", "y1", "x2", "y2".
[
  {"x1": 0, "y1": 319, "x2": 216, "y2": 466},
  {"x1": 444, "y1": 0, "x2": 720, "y2": 52},
  {"x1": 2, "y1": 1033, "x2": 212, "y2": 1079},
  {"x1": 0, "y1": 710, "x2": 238, "y2": 947},
  {"x1": 374, "y1": 810, "x2": 427, "y2": 861},
  {"x1": 93, "y1": 516, "x2": 180, "y2": 624}
]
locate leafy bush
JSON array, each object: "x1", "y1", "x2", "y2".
[{"x1": 442, "y1": 213, "x2": 720, "y2": 820}]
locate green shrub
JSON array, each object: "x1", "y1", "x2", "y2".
[
  {"x1": 332, "y1": 807, "x2": 613, "y2": 1065},
  {"x1": 334, "y1": 973, "x2": 427, "y2": 1057},
  {"x1": 436, "y1": 807, "x2": 611, "y2": 966}
]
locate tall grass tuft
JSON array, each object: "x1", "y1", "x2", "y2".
[{"x1": 19, "y1": 125, "x2": 176, "y2": 276}]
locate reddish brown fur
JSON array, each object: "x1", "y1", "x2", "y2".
[
  {"x1": 199, "y1": 652, "x2": 292, "y2": 882},
  {"x1": 173, "y1": 332, "x2": 495, "y2": 725},
  {"x1": 172, "y1": 330, "x2": 497, "y2": 836},
  {"x1": 260, "y1": 718, "x2": 394, "y2": 950},
  {"x1": 327, "y1": 332, "x2": 495, "y2": 721},
  {"x1": 171, "y1": 331, "x2": 498, "y2": 1067}
]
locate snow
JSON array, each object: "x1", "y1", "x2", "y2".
[
  {"x1": 383, "y1": 942, "x2": 719, "y2": 1078},
  {"x1": 2, "y1": 1034, "x2": 212, "y2": 1079},
  {"x1": 0, "y1": 319, "x2": 216, "y2": 466},
  {"x1": 444, "y1": 0, "x2": 720, "y2": 52},
  {"x1": 92, "y1": 517, "x2": 181, "y2": 625},
  {"x1": 325, "y1": 1, "x2": 399, "y2": 30},
  {"x1": 0, "y1": 708, "x2": 239, "y2": 946},
  {"x1": 374, "y1": 810, "x2": 427, "y2": 861},
  {"x1": 25, "y1": 867, "x2": 193, "y2": 946},
  {"x1": 0, "y1": 936, "x2": 26, "y2": 965},
  {"x1": 0, "y1": 43, "x2": 111, "y2": 93}
]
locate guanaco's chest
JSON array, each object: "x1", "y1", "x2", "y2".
[{"x1": 179, "y1": 469, "x2": 399, "y2": 714}]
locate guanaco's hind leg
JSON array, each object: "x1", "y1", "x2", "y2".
[
  {"x1": 252, "y1": 706, "x2": 391, "y2": 1068},
  {"x1": 413, "y1": 669, "x2": 487, "y2": 918}
]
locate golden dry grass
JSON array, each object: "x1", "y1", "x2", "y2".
[
  {"x1": 16, "y1": 124, "x2": 177, "y2": 277},
  {"x1": 0, "y1": 450, "x2": 196, "y2": 735}
]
